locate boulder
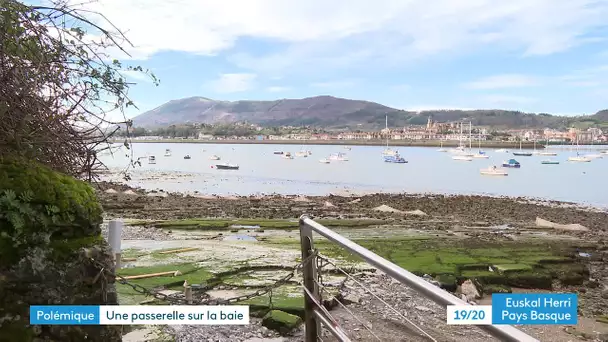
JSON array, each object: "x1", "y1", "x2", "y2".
[{"x1": 262, "y1": 310, "x2": 302, "y2": 335}]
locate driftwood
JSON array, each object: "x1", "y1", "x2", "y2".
[{"x1": 158, "y1": 247, "x2": 199, "y2": 254}]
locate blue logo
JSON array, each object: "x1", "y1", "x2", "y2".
[
  {"x1": 30, "y1": 306, "x2": 100, "y2": 325},
  {"x1": 492, "y1": 293, "x2": 577, "y2": 325}
]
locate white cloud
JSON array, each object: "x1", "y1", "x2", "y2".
[
  {"x1": 310, "y1": 80, "x2": 357, "y2": 88},
  {"x1": 121, "y1": 70, "x2": 153, "y2": 83},
  {"x1": 68, "y1": 0, "x2": 608, "y2": 66},
  {"x1": 480, "y1": 94, "x2": 536, "y2": 105},
  {"x1": 463, "y1": 74, "x2": 542, "y2": 89},
  {"x1": 267, "y1": 86, "x2": 290, "y2": 92},
  {"x1": 206, "y1": 73, "x2": 256, "y2": 93}
]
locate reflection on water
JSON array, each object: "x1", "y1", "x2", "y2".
[{"x1": 99, "y1": 143, "x2": 608, "y2": 208}]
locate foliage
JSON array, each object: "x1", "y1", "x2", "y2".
[
  {"x1": 0, "y1": 158, "x2": 102, "y2": 262},
  {"x1": 0, "y1": 0, "x2": 158, "y2": 179}
]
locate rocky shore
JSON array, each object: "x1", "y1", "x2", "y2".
[{"x1": 97, "y1": 182, "x2": 608, "y2": 342}]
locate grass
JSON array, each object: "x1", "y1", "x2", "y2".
[{"x1": 127, "y1": 218, "x2": 388, "y2": 231}]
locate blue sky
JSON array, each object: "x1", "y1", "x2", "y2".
[{"x1": 71, "y1": 0, "x2": 608, "y2": 119}]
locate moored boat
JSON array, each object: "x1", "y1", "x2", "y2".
[
  {"x1": 568, "y1": 156, "x2": 591, "y2": 162},
  {"x1": 384, "y1": 153, "x2": 407, "y2": 163},
  {"x1": 273, "y1": 151, "x2": 284, "y2": 155},
  {"x1": 319, "y1": 158, "x2": 330, "y2": 164},
  {"x1": 148, "y1": 156, "x2": 156, "y2": 164},
  {"x1": 209, "y1": 155, "x2": 220, "y2": 160},
  {"x1": 480, "y1": 166, "x2": 508, "y2": 176},
  {"x1": 539, "y1": 152, "x2": 557, "y2": 156},
  {"x1": 183, "y1": 155, "x2": 191, "y2": 160},
  {"x1": 495, "y1": 148, "x2": 509, "y2": 153},
  {"x1": 502, "y1": 159, "x2": 521, "y2": 168},
  {"x1": 329, "y1": 152, "x2": 348, "y2": 161},
  {"x1": 541, "y1": 159, "x2": 559, "y2": 165},
  {"x1": 283, "y1": 152, "x2": 294, "y2": 159},
  {"x1": 164, "y1": 149, "x2": 172, "y2": 157},
  {"x1": 215, "y1": 163, "x2": 239, "y2": 170},
  {"x1": 452, "y1": 155, "x2": 473, "y2": 161},
  {"x1": 473, "y1": 152, "x2": 489, "y2": 159}
]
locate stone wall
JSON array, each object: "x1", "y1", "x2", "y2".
[{"x1": 0, "y1": 158, "x2": 122, "y2": 341}]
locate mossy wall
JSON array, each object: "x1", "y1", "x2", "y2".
[{"x1": 0, "y1": 158, "x2": 121, "y2": 342}]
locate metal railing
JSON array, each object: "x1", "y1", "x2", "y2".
[{"x1": 299, "y1": 215, "x2": 540, "y2": 342}]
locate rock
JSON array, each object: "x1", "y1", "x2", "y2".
[
  {"x1": 404, "y1": 209, "x2": 427, "y2": 216},
  {"x1": 123, "y1": 190, "x2": 137, "y2": 195},
  {"x1": 105, "y1": 188, "x2": 118, "y2": 193},
  {"x1": 292, "y1": 196, "x2": 311, "y2": 202},
  {"x1": 324, "y1": 201, "x2": 336, "y2": 208},
  {"x1": 535, "y1": 217, "x2": 589, "y2": 231},
  {"x1": 415, "y1": 306, "x2": 433, "y2": 313},
  {"x1": 372, "y1": 205, "x2": 404, "y2": 213},
  {"x1": 461, "y1": 280, "x2": 481, "y2": 301},
  {"x1": 601, "y1": 288, "x2": 608, "y2": 299},
  {"x1": 261, "y1": 310, "x2": 302, "y2": 335},
  {"x1": 342, "y1": 293, "x2": 362, "y2": 304},
  {"x1": 348, "y1": 198, "x2": 361, "y2": 204}
]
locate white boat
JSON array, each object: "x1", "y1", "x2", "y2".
[
  {"x1": 585, "y1": 154, "x2": 603, "y2": 159},
  {"x1": 344, "y1": 146, "x2": 351, "y2": 151},
  {"x1": 382, "y1": 115, "x2": 398, "y2": 156},
  {"x1": 295, "y1": 151, "x2": 308, "y2": 157},
  {"x1": 452, "y1": 155, "x2": 473, "y2": 161},
  {"x1": 495, "y1": 148, "x2": 509, "y2": 153},
  {"x1": 209, "y1": 155, "x2": 220, "y2": 160},
  {"x1": 539, "y1": 152, "x2": 557, "y2": 156},
  {"x1": 568, "y1": 156, "x2": 592, "y2": 162},
  {"x1": 148, "y1": 156, "x2": 156, "y2": 164},
  {"x1": 329, "y1": 153, "x2": 348, "y2": 161},
  {"x1": 164, "y1": 149, "x2": 172, "y2": 157},
  {"x1": 473, "y1": 153, "x2": 489, "y2": 159},
  {"x1": 319, "y1": 158, "x2": 330, "y2": 164},
  {"x1": 480, "y1": 166, "x2": 508, "y2": 176},
  {"x1": 283, "y1": 152, "x2": 294, "y2": 159}
]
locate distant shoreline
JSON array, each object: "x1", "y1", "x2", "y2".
[{"x1": 115, "y1": 139, "x2": 558, "y2": 149}]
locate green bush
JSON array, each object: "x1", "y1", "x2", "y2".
[{"x1": 0, "y1": 157, "x2": 103, "y2": 264}]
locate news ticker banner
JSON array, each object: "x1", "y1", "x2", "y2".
[
  {"x1": 447, "y1": 293, "x2": 577, "y2": 325},
  {"x1": 30, "y1": 293, "x2": 576, "y2": 326},
  {"x1": 30, "y1": 305, "x2": 249, "y2": 325}
]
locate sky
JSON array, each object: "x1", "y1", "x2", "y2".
[{"x1": 61, "y1": 0, "x2": 608, "y2": 119}]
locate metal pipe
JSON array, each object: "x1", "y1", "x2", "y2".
[
  {"x1": 300, "y1": 223, "x2": 320, "y2": 342},
  {"x1": 299, "y1": 216, "x2": 539, "y2": 342},
  {"x1": 313, "y1": 309, "x2": 352, "y2": 342}
]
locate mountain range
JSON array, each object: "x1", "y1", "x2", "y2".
[{"x1": 131, "y1": 96, "x2": 608, "y2": 130}]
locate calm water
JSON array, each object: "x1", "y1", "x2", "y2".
[{"x1": 99, "y1": 143, "x2": 607, "y2": 208}]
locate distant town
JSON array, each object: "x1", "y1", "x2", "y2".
[{"x1": 119, "y1": 117, "x2": 606, "y2": 144}]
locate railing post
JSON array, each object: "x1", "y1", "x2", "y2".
[
  {"x1": 108, "y1": 220, "x2": 123, "y2": 270},
  {"x1": 300, "y1": 215, "x2": 320, "y2": 342}
]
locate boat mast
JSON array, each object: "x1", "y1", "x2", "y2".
[
  {"x1": 468, "y1": 122, "x2": 472, "y2": 150},
  {"x1": 385, "y1": 115, "x2": 389, "y2": 149}
]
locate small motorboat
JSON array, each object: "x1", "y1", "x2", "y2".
[
  {"x1": 513, "y1": 151, "x2": 532, "y2": 157},
  {"x1": 473, "y1": 152, "x2": 489, "y2": 159},
  {"x1": 480, "y1": 166, "x2": 508, "y2": 176},
  {"x1": 209, "y1": 155, "x2": 220, "y2": 160},
  {"x1": 495, "y1": 148, "x2": 509, "y2": 153},
  {"x1": 601, "y1": 150, "x2": 608, "y2": 155},
  {"x1": 502, "y1": 159, "x2": 521, "y2": 168},
  {"x1": 273, "y1": 151, "x2": 284, "y2": 155},
  {"x1": 344, "y1": 146, "x2": 351, "y2": 151},
  {"x1": 283, "y1": 152, "x2": 294, "y2": 159},
  {"x1": 184, "y1": 155, "x2": 191, "y2": 160},
  {"x1": 295, "y1": 150, "x2": 309, "y2": 157},
  {"x1": 215, "y1": 163, "x2": 239, "y2": 170},
  {"x1": 585, "y1": 154, "x2": 603, "y2": 159},
  {"x1": 384, "y1": 154, "x2": 407, "y2": 163},
  {"x1": 148, "y1": 156, "x2": 156, "y2": 164},
  {"x1": 541, "y1": 159, "x2": 559, "y2": 165},
  {"x1": 539, "y1": 152, "x2": 557, "y2": 156},
  {"x1": 568, "y1": 156, "x2": 592, "y2": 162},
  {"x1": 329, "y1": 153, "x2": 348, "y2": 161},
  {"x1": 452, "y1": 155, "x2": 473, "y2": 161},
  {"x1": 164, "y1": 149, "x2": 172, "y2": 157},
  {"x1": 319, "y1": 158, "x2": 330, "y2": 164}
]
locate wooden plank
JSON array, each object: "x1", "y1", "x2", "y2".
[{"x1": 158, "y1": 247, "x2": 199, "y2": 255}]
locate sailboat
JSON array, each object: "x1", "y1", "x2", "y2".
[
  {"x1": 382, "y1": 115, "x2": 398, "y2": 156},
  {"x1": 568, "y1": 135, "x2": 592, "y2": 162},
  {"x1": 452, "y1": 123, "x2": 473, "y2": 160},
  {"x1": 295, "y1": 146, "x2": 309, "y2": 157},
  {"x1": 473, "y1": 130, "x2": 489, "y2": 158},
  {"x1": 513, "y1": 138, "x2": 532, "y2": 156},
  {"x1": 539, "y1": 136, "x2": 557, "y2": 156},
  {"x1": 450, "y1": 122, "x2": 467, "y2": 154}
]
